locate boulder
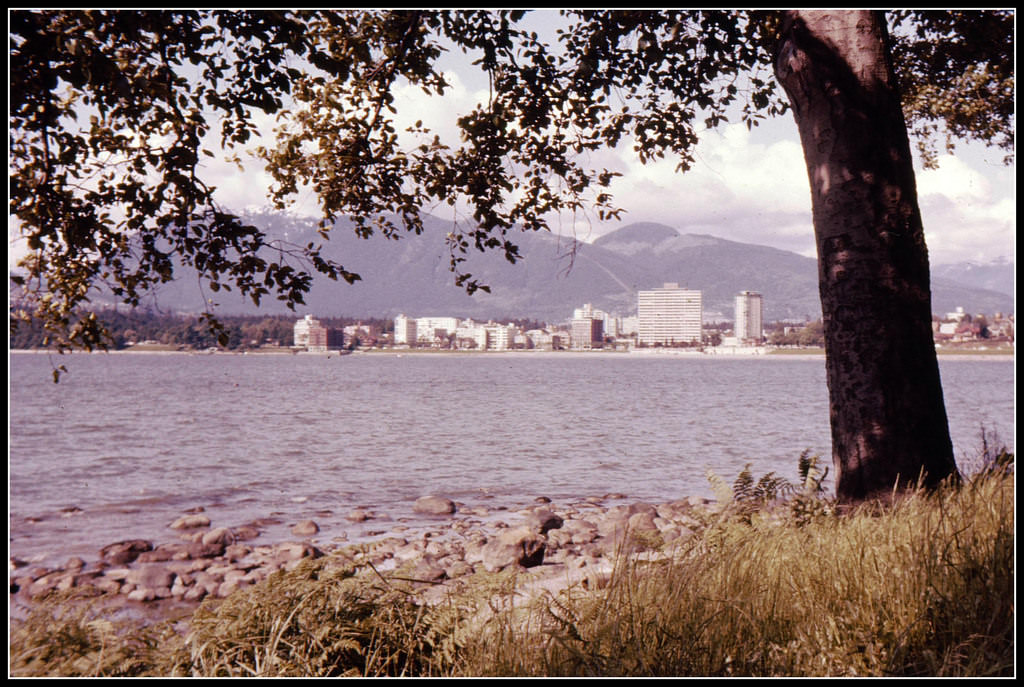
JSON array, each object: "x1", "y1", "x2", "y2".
[
  {"x1": 170, "y1": 514, "x2": 211, "y2": 530},
  {"x1": 548, "y1": 519, "x2": 599, "y2": 548},
  {"x1": 525, "y1": 509, "x2": 564, "y2": 534},
  {"x1": 233, "y1": 524, "x2": 262, "y2": 540},
  {"x1": 126, "y1": 564, "x2": 175, "y2": 590},
  {"x1": 99, "y1": 539, "x2": 153, "y2": 565},
  {"x1": 291, "y1": 520, "x2": 320, "y2": 536},
  {"x1": 480, "y1": 526, "x2": 546, "y2": 572},
  {"x1": 135, "y1": 547, "x2": 177, "y2": 563},
  {"x1": 186, "y1": 540, "x2": 228, "y2": 560},
  {"x1": 414, "y1": 496, "x2": 456, "y2": 515},
  {"x1": 627, "y1": 511, "x2": 660, "y2": 533},
  {"x1": 202, "y1": 527, "x2": 236, "y2": 547},
  {"x1": 346, "y1": 508, "x2": 372, "y2": 522}
]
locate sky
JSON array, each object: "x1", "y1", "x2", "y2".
[{"x1": 208, "y1": 25, "x2": 1015, "y2": 269}]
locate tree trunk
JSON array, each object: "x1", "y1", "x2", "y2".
[{"x1": 774, "y1": 10, "x2": 959, "y2": 503}]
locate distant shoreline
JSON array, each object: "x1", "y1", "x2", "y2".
[{"x1": 9, "y1": 346, "x2": 1014, "y2": 361}]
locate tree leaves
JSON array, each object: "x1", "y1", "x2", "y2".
[{"x1": 10, "y1": 10, "x2": 348, "y2": 354}]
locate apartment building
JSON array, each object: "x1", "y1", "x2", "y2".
[
  {"x1": 415, "y1": 317, "x2": 460, "y2": 344},
  {"x1": 294, "y1": 314, "x2": 329, "y2": 352},
  {"x1": 570, "y1": 316, "x2": 604, "y2": 349},
  {"x1": 734, "y1": 291, "x2": 764, "y2": 343},
  {"x1": 637, "y1": 283, "x2": 703, "y2": 345},
  {"x1": 393, "y1": 314, "x2": 417, "y2": 345}
]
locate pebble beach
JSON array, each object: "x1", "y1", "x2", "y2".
[{"x1": 10, "y1": 490, "x2": 722, "y2": 624}]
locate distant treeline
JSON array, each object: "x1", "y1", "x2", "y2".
[
  {"x1": 10, "y1": 310, "x2": 553, "y2": 351},
  {"x1": 765, "y1": 320, "x2": 826, "y2": 347},
  {"x1": 8, "y1": 310, "x2": 394, "y2": 351}
]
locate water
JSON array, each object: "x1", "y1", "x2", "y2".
[{"x1": 8, "y1": 350, "x2": 1014, "y2": 568}]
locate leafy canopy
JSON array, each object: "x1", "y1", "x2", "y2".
[{"x1": 9, "y1": 10, "x2": 1013, "y2": 358}]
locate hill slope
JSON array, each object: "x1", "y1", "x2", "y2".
[{"x1": 127, "y1": 213, "x2": 1015, "y2": 323}]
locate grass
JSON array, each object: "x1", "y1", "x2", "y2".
[{"x1": 10, "y1": 455, "x2": 1014, "y2": 677}]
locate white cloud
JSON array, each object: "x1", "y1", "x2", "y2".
[
  {"x1": 584, "y1": 120, "x2": 817, "y2": 255},
  {"x1": 915, "y1": 153, "x2": 1015, "y2": 265}
]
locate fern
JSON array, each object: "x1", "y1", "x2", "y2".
[{"x1": 705, "y1": 452, "x2": 836, "y2": 527}]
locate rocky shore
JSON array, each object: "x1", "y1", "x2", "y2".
[{"x1": 10, "y1": 492, "x2": 720, "y2": 622}]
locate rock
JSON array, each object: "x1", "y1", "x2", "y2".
[
  {"x1": 346, "y1": 508, "x2": 372, "y2": 522},
  {"x1": 233, "y1": 525, "x2": 262, "y2": 541},
  {"x1": 126, "y1": 564, "x2": 175, "y2": 590},
  {"x1": 480, "y1": 526, "x2": 546, "y2": 572},
  {"x1": 655, "y1": 501, "x2": 691, "y2": 521},
  {"x1": 202, "y1": 527, "x2": 236, "y2": 547},
  {"x1": 127, "y1": 588, "x2": 156, "y2": 602},
  {"x1": 393, "y1": 541, "x2": 426, "y2": 562},
  {"x1": 627, "y1": 511, "x2": 659, "y2": 533},
  {"x1": 186, "y1": 540, "x2": 227, "y2": 559},
  {"x1": 183, "y1": 585, "x2": 207, "y2": 602},
  {"x1": 100, "y1": 539, "x2": 153, "y2": 565},
  {"x1": 414, "y1": 496, "x2": 456, "y2": 515},
  {"x1": 548, "y1": 518, "x2": 600, "y2": 548},
  {"x1": 27, "y1": 572, "x2": 69, "y2": 598},
  {"x1": 170, "y1": 514, "x2": 211, "y2": 530},
  {"x1": 136, "y1": 547, "x2": 176, "y2": 563},
  {"x1": 224, "y1": 544, "x2": 252, "y2": 561},
  {"x1": 525, "y1": 509, "x2": 564, "y2": 534},
  {"x1": 217, "y1": 578, "x2": 251, "y2": 598},
  {"x1": 291, "y1": 520, "x2": 320, "y2": 536},
  {"x1": 269, "y1": 541, "x2": 323, "y2": 567},
  {"x1": 443, "y1": 559, "x2": 474, "y2": 579},
  {"x1": 412, "y1": 560, "x2": 448, "y2": 583},
  {"x1": 93, "y1": 576, "x2": 122, "y2": 594},
  {"x1": 192, "y1": 571, "x2": 223, "y2": 596}
]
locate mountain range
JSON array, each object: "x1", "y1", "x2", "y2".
[{"x1": 137, "y1": 211, "x2": 1014, "y2": 324}]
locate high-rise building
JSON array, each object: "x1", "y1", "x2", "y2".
[
  {"x1": 735, "y1": 291, "x2": 764, "y2": 343},
  {"x1": 637, "y1": 283, "x2": 702, "y2": 345}
]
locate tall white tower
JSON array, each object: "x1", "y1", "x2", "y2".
[
  {"x1": 735, "y1": 291, "x2": 764, "y2": 343},
  {"x1": 637, "y1": 283, "x2": 703, "y2": 345}
]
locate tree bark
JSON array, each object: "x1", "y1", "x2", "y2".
[{"x1": 774, "y1": 10, "x2": 959, "y2": 503}]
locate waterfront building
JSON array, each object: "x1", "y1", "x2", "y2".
[
  {"x1": 393, "y1": 314, "x2": 416, "y2": 345},
  {"x1": 735, "y1": 291, "x2": 764, "y2": 343},
  {"x1": 484, "y1": 322, "x2": 516, "y2": 350},
  {"x1": 415, "y1": 316, "x2": 459, "y2": 344},
  {"x1": 637, "y1": 283, "x2": 703, "y2": 345},
  {"x1": 294, "y1": 314, "x2": 329, "y2": 352},
  {"x1": 454, "y1": 321, "x2": 488, "y2": 350},
  {"x1": 620, "y1": 315, "x2": 639, "y2": 337},
  {"x1": 570, "y1": 317, "x2": 604, "y2": 349}
]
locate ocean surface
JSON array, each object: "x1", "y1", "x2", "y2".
[{"x1": 8, "y1": 350, "x2": 1015, "y2": 568}]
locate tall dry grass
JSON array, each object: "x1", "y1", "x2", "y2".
[{"x1": 457, "y1": 463, "x2": 1014, "y2": 676}]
